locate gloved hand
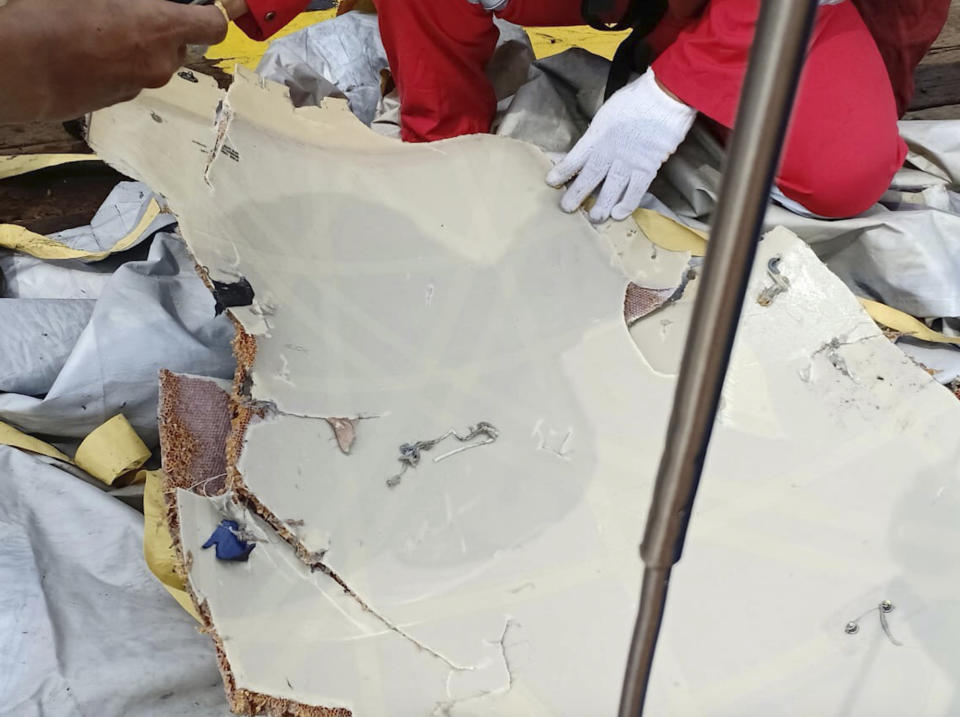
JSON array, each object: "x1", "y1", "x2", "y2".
[{"x1": 546, "y1": 69, "x2": 696, "y2": 223}]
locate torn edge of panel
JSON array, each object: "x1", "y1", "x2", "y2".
[{"x1": 157, "y1": 369, "x2": 351, "y2": 717}]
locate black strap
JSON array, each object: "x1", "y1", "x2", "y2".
[
  {"x1": 605, "y1": 29, "x2": 649, "y2": 100},
  {"x1": 582, "y1": 0, "x2": 668, "y2": 99},
  {"x1": 581, "y1": 0, "x2": 642, "y2": 31}
]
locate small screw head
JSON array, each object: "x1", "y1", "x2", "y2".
[
  {"x1": 844, "y1": 622, "x2": 860, "y2": 635},
  {"x1": 880, "y1": 600, "x2": 894, "y2": 613}
]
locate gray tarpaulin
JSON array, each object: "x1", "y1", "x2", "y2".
[
  {"x1": 0, "y1": 446, "x2": 229, "y2": 717},
  {"x1": 0, "y1": 182, "x2": 173, "y2": 301},
  {"x1": 0, "y1": 182, "x2": 235, "y2": 715},
  {"x1": 257, "y1": 11, "x2": 387, "y2": 124},
  {"x1": 0, "y1": 299, "x2": 95, "y2": 396},
  {"x1": 0, "y1": 184, "x2": 236, "y2": 446}
]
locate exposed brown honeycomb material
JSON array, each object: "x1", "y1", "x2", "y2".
[{"x1": 158, "y1": 347, "x2": 352, "y2": 717}]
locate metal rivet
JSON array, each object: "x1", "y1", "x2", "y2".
[
  {"x1": 264, "y1": 10, "x2": 276, "y2": 20},
  {"x1": 844, "y1": 622, "x2": 859, "y2": 635},
  {"x1": 880, "y1": 600, "x2": 894, "y2": 613}
]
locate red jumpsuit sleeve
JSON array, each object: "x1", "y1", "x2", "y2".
[{"x1": 234, "y1": 0, "x2": 309, "y2": 41}]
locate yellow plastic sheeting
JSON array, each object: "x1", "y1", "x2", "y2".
[
  {"x1": 206, "y1": 9, "x2": 338, "y2": 71},
  {"x1": 0, "y1": 421, "x2": 72, "y2": 463},
  {"x1": 129, "y1": 469, "x2": 151, "y2": 485},
  {"x1": 74, "y1": 415, "x2": 152, "y2": 485},
  {"x1": 633, "y1": 207, "x2": 708, "y2": 256},
  {"x1": 143, "y1": 470, "x2": 201, "y2": 622},
  {"x1": 527, "y1": 26, "x2": 628, "y2": 60},
  {"x1": 859, "y1": 298, "x2": 960, "y2": 346},
  {"x1": 0, "y1": 198, "x2": 162, "y2": 261},
  {"x1": 205, "y1": 10, "x2": 624, "y2": 73},
  {"x1": 0, "y1": 153, "x2": 99, "y2": 181},
  {"x1": 0, "y1": 414, "x2": 151, "y2": 485}
]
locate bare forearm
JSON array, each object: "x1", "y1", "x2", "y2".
[
  {"x1": 0, "y1": 1, "x2": 86, "y2": 122},
  {"x1": 0, "y1": 0, "x2": 227, "y2": 123}
]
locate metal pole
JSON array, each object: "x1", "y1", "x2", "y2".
[{"x1": 618, "y1": 1, "x2": 819, "y2": 715}]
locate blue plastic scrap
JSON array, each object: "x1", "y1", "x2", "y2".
[{"x1": 202, "y1": 519, "x2": 255, "y2": 561}]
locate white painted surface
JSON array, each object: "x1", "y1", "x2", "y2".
[{"x1": 90, "y1": 70, "x2": 960, "y2": 716}]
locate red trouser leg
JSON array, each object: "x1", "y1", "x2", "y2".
[
  {"x1": 375, "y1": 0, "x2": 499, "y2": 143},
  {"x1": 376, "y1": 0, "x2": 599, "y2": 143},
  {"x1": 652, "y1": 0, "x2": 906, "y2": 217}
]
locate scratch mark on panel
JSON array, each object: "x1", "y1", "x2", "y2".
[
  {"x1": 207, "y1": 494, "x2": 482, "y2": 675},
  {"x1": 493, "y1": 618, "x2": 517, "y2": 691},
  {"x1": 431, "y1": 619, "x2": 518, "y2": 716},
  {"x1": 276, "y1": 354, "x2": 294, "y2": 385},
  {"x1": 203, "y1": 98, "x2": 234, "y2": 188},
  {"x1": 387, "y1": 422, "x2": 499, "y2": 488},
  {"x1": 804, "y1": 333, "x2": 877, "y2": 383},
  {"x1": 532, "y1": 420, "x2": 574, "y2": 460}
]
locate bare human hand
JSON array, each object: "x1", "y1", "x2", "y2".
[{"x1": 0, "y1": 0, "x2": 228, "y2": 122}]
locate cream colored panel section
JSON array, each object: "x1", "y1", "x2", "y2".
[{"x1": 90, "y1": 73, "x2": 960, "y2": 717}]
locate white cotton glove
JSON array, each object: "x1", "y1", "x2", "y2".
[{"x1": 546, "y1": 69, "x2": 696, "y2": 223}]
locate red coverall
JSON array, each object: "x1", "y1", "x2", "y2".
[
  {"x1": 242, "y1": 0, "x2": 948, "y2": 217},
  {"x1": 234, "y1": 0, "x2": 309, "y2": 41}
]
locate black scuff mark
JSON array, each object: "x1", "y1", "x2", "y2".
[
  {"x1": 220, "y1": 145, "x2": 241, "y2": 162},
  {"x1": 210, "y1": 276, "x2": 255, "y2": 315}
]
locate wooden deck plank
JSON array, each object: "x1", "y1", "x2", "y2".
[
  {"x1": 912, "y1": 59, "x2": 960, "y2": 112},
  {"x1": 0, "y1": 120, "x2": 90, "y2": 157},
  {"x1": 0, "y1": 161, "x2": 127, "y2": 233},
  {"x1": 905, "y1": 102, "x2": 960, "y2": 120},
  {"x1": 911, "y1": 0, "x2": 960, "y2": 113},
  {"x1": 930, "y1": 0, "x2": 960, "y2": 52}
]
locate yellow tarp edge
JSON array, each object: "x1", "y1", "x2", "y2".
[
  {"x1": 0, "y1": 424, "x2": 196, "y2": 619},
  {"x1": 0, "y1": 198, "x2": 162, "y2": 261},
  {"x1": 0, "y1": 422, "x2": 72, "y2": 463},
  {"x1": 143, "y1": 470, "x2": 201, "y2": 622},
  {"x1": 74, "y1": 415, "x2": 152, "y2": 485},
  {"x1": 206, "y1": 8, "x2": 338, "y2": 72},
  {"x1": 632, "y1": 207, "x2": 708, "y2": 256},
  {"x1": 0, "y1": 153, "x2": 99, "y2": 181},
  {"x1": 859, "y1": 298, "x2": 960, "y2": 346},
  {"x1": 206, "y1": 10, "x2": 626, "y2": 74},
  {"x1": 0, "y1": 414, "x2": 151, "y2": 484}
]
